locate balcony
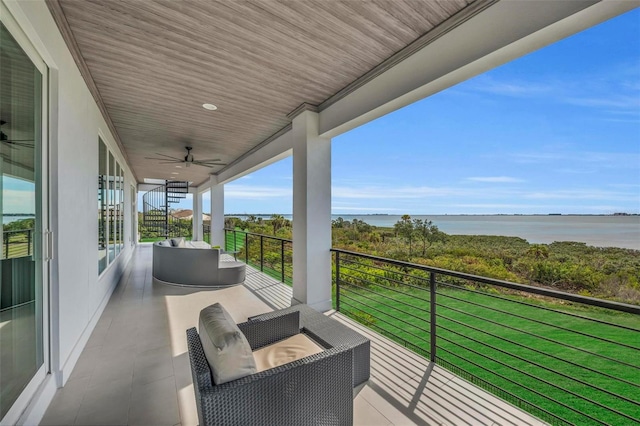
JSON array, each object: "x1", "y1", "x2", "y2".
[{"x1": 41, "y1": 238, "x2": 638, "y2": 425}]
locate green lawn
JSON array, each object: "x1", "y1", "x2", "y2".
[{"x1": 338, "y1": 276, "x2": 640, "y2": 425}]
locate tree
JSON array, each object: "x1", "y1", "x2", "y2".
[
  {"x1": 413, "y1": 218, "x2": 446, "y2": 256},
  {"x1": 394, "y1": 215, "x2": 414, "y2": 255},
  {"x1": 270, "y1": 214, "x2": 287, "y2": 235}
]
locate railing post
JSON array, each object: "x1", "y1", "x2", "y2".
[
  {"x1": 233, "y1": 230, "x2": 237, "y2": 252},
  {"x1": 335, "y1": 251, "x2": 341, "y2": 311},
  {"x1": 5, "y1": 233, "x2": 9, "y2": 259},
  {"x1": 430, "y1": 271, "x2": 437, "y2": 363},
  {"x1": 245, "y1": 232, "x2": 249, "y2": 264},
  {"x1": 260, "y1": 235, "x2": 264, "y2": 272},
  {"x1": 281, "y1": 240, "x2": 285, "y2": 283},
  {"x1": 28, "y1": 230, "x2": 32, "y2": 256}
]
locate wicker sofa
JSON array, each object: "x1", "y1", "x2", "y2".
[
  {"x1": 152, "y1": 238, "x2": 245, "y2": 286},
  {"x1": 187, "y1": 307, "x2": 355, "y2": 425}
]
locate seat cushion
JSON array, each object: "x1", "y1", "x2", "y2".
[
  {"x1": 253, "y1": 333, "x2": 324, "y2": 373},
  {"x1": 198, "y1": 303, "x2": 257, "y2": 385}
]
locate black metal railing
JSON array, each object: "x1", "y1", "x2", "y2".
[
  {"x1": 2, "y1": 229, "x2": 33, "y2": 259},
  {"x1": 332, "y1": 248, "x2": 640, "y2": 426},
  {"x1": 224, "y1": 228, "x2": 293, "y2": 285}
]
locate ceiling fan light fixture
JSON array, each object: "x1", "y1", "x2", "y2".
[{"x1": 202, "y1": 103, "x2": 217, "y2": 111}]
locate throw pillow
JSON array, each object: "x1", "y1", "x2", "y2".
[
  {"x1": 198, "y1": 303, "x2": 257, "y2": 385},
  {"x1": 170, "y1": 237, "x2": 184, "y2": 247},
  {"x1": 157, "y1": 240, "x2": 170, "y2": 247}
]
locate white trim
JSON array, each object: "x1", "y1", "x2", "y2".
[
  {"x1": 16, "y1": 373, "x2": 57, "y2": 426},
  {"x1": 0, "y1": 3, "x2": 51, "y2": 424},
  {"x1": 1, "y1": 365, "x2": 47, "y2": 425},
  {"x1": 58, "y1": 248, "x2": 133, "y2": 385},
  {"x1": 1, "y1": 1, "x2": 47, "y2": 73}
]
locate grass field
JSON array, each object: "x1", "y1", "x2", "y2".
[
  {"x1": 338, "y1": 274, "x2": 640, "y2": 425},
  {"x1": 224, "y1": 230, "x2": 640, "y2": 424}
]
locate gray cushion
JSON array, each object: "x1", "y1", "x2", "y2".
[
  {"x1": 170, "y1": 237, "x2": 185, "y2": 247},
  {"x1": 198, "y1": 303, "x2": 257, "y2": 385},
  {"x1": 157, "y1": 240, "x2": 170, "y2": 247}
]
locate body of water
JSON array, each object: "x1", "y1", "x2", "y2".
[{"x1": 229, "y1": 214, "x2": 640, "y2": 250}]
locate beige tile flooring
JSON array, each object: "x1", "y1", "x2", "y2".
[{"x1": 41, "y1": 245, "x2": 544, "y2": 425}]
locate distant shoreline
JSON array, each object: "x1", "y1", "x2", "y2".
[{"x1": 224, "y1": 213, "x2": 639, "y2": 217}]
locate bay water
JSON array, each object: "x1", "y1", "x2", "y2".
[{"x1": 231, "y1": 214, "x2": 640, "y2": 250}]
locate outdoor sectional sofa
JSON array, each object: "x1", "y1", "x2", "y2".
[{"x1": 152, "y1": 237, "x2": 245, "y2": 286}]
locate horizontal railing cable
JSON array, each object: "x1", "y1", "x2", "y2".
[
  {"x1": 340, "y1": 280, "x2": 430, "y2": 325},
  {"x1": 436, "y1": 288, "x2": 640, "y2": 356},
  {"x1": 340, "y1": 257, "x2": 432, "y2": 290},
  {"x1": 338, "y1": 295, "x2": 431, "y2": 347},
  {"x1": 438, "y1": 281, "x2": 640, "y2": 334},
  {"x1": 436, "y1": 309, "x2": 640, "y2": 405},
  {"x1": 436, "y1": 322, "x2": 639, "y2": 423},
  {"x1": 435, "y1": 297, "x2": 640, "y2": 389},
  {"x1": 332, "y1": 248, "x2": 640, "y2": 315},
  {"x1": 435, "y1": 344, "x2": 593, "y2": 425},
  {"x1": 338, "y1": 263, "x2": 431, "y2": 304}
]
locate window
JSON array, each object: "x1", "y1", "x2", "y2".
[
  {"x1": 131, "y1": 185, "x2": 136, "y2": 246},
  {"x1": 98, "y1": 139, "x2": 107, "y2": 273},
  {"x1": 99, "y1": 141, "x2": 126, "y2": 274}
]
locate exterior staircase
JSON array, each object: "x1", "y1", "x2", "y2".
[{"x1": 142, "y1": 181, "x2": 189, "y2": 238}]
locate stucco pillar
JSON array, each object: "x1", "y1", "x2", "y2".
[
  {"x1": 192, "y1": 190, "x2": 203, "y2": 241},
  {"x1": 210, "y1": 177, "x2": 225, "y2": 247},
  {"x1": 291, "y1": 109, "x2": 332, "y2": 312}
]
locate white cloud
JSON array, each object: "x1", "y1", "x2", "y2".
[
  {"x1": 523, "y1": 189, "x2": 636, "y2": 202},
  {"x1": 225, "y1": 184, "x2": 291, "y2": 199},
  {"x1": 332, "y1": 185, "x2": 475, "y2": 200},
  {"x1": 467, "y1": 176, "x2": 525, "y2": 183}
]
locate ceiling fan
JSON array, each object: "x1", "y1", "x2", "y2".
[
  {"x1": 0, "y1": 120, "x2": 34, "y2": 148},
  {"x1": 145, "y1": 146, "x2": 226, "y2": 168}
]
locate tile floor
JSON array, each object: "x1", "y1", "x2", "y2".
[{"x1": 41, "y1": 245, "x2": 545, "y2": 425}]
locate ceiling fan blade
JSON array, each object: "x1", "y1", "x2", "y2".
[
  {"x1": 145, "y1": 157, "x2": 181, "y2": 162},
  {"x1": 153, "y1": 153, "x2": 183, "y2": 160},
  {"x1": 193, "y1": 161, "x2": 226, "y2": 167},
  {"x1": 196, "y1": 158, "x2": 222, "y2": 162}
]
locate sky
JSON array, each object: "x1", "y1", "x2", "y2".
[{"x1": 151, "y1": 9, "x2": 639, "y2": 216}]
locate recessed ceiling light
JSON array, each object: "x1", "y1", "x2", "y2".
[
  {"x1": 171, "y1": 172, "x2": 179, "y2": 175},
  {"x1": 175, "y1": 165, "x2": 182, "y2": 168},
  {"x1": 202, "y1": 103, "x2": 217, "y2": 111}
]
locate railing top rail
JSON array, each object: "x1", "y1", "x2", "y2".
[
  {"x1": 3, "y1": 228, "x2": 34, "y2": 234},
  {"x1": 224, "y1": 228, "x2": 292, "y2": 243},
  {"x1": 331, "y1": 248, "x2": 640, "y2": 315}
]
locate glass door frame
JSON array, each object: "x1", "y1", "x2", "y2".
[{"x1": 0, "y1": 2, "x2": 50, "y2": 424}]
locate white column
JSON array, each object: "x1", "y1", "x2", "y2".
[
  {"x1": 210, "y1": 176, "x2": 225, "y2": 247},
  {"x1": 291, "y1": 110, "x2": 332, "y2": 312},
  {"x1": 192, "y1": 190, "x2": 203, "y2": 241}
]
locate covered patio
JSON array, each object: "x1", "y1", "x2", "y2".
[
  {"x1": 41, "y1": 245, "x2": 544, "y2": 426},
  {"x1": 1, "y1": 0, "x2": 638, "y2": 424}
]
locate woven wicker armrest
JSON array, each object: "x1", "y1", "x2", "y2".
[
  {"x1": 199, "y1": 345, "x2": 353, "y2": 426},
  {"x1": 237, "y1": 310, "x2": 300, "y2": 350},
  {"x1": 186, "y1": 327, "x2": 213, "y2": 390}
]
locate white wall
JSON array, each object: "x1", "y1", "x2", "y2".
[{"x1": 4, "y1": 0, "x2": 136, "y2": 420}]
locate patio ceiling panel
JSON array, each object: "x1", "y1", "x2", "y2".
[{"x1": 49, "y1": 0, "x2": 474, "y2": 185}]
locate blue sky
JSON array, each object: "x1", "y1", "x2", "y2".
[{"x1": 161, "y1": 9, "x2": 639, "y2": 216}]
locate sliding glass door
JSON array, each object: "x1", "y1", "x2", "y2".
[{"x1": 0, "y1": 9, "x2": 48, "y2": 422}]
